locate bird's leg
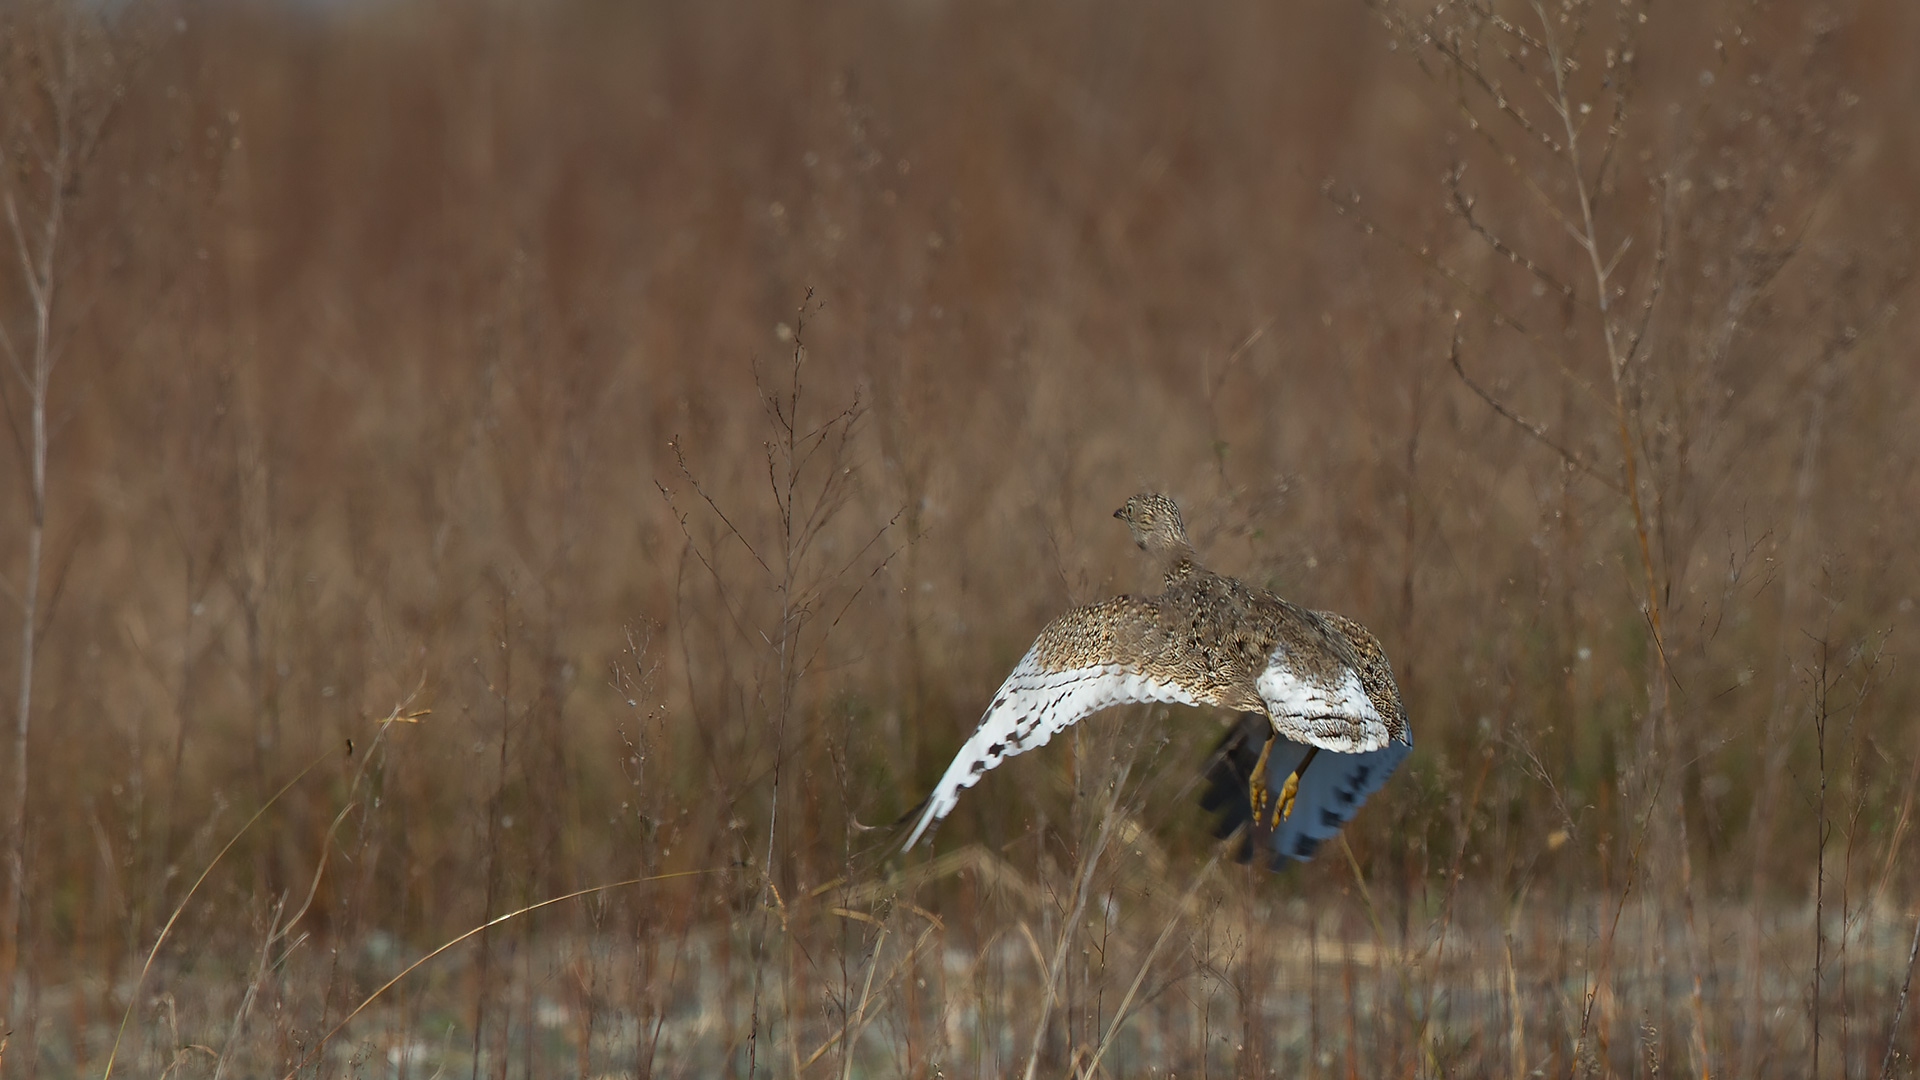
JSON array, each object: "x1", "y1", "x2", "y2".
[
  {"x1": 1272, "y1": 747, "x2": 1320, "y2": 826},
  {"x1": 1246, "y1": 736, "x2": 1275, "y2": 825}
]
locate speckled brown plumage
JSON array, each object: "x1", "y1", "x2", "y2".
[
  {"x1": 1316, "y1": 611, "x2": 1410, "y2": 744},
  {"x1": 1022, "y1": 579, "x2": 1358, "y2": 715},
  {"x1": 902, "y1": 493, "x2": 1411, "y2": 860},
  {"x1": 1201, "y1": 610, "x2": 1412, "y2": 865}
]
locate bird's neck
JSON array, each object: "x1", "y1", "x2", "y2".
[{"x1": 1160, "y1": 546, "x2": 1200, "y2": 587}]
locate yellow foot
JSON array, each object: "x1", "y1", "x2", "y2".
[
  {"x1": 1257, "y1": 747, "x2": 1318, "y2": 831},
  {"x1": 1247, "y1": 737, "x2": 1275, "y2": 824},
  {"x1": 1273, "y1": 769, "x2": 1301, "y2": 826}
]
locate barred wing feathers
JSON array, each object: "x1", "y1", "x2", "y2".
[{"x1": 902, "y1": 597, "x2": 1200, "y2": 850}]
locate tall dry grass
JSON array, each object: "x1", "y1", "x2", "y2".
[{"x1": 0, "y1": 0, "x2": 1916, "y2": 1076}]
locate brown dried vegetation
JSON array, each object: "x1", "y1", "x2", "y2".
[{"x1": 0, "y1": 0, "x2": 1917, "y2": 1076}]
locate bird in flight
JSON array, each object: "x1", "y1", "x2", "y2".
[{"x1": 902, "y1": 493, "x2": 1410, "y2": 868}]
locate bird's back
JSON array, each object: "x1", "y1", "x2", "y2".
[{"x1": 1125, "y1": 568, "x2": 1364, "y2": 715}]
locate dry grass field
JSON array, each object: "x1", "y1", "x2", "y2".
[{"x1": 0, "y1": 0, "x2": 1918, "y2": 1076}]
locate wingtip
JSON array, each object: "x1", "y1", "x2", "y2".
[
  {"x1": 901, "y1": 810, "x2": 940, "y2": 853},
  {"x1": 895, "y1": 792, "x2": 936, "y2": 852}
]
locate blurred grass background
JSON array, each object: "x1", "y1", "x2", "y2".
[{"x1": 0, "y1": 0, "x2": 1917, "y2": 1075}]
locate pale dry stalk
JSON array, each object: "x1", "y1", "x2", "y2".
[
  {"x1": 1532, "y1": 4, "x2": 1711, "y2": 1072},
  {"x1": 0, "y1": 9, "x2": 77, "y2": 1015},
  {"x1": 1884, "y1": 911, "x2": 1920, "y2": 1080},
  {"x1": 1023, "y1": 757, "x2": 1130, "y2": 1080},
  {"x1": 1739, "y1": 349, "x2": 1839, "y2": 1077}
]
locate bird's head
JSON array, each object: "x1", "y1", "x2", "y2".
[{"x1": 1113, "y1": 492, "x2": 1190, "y2": 553}]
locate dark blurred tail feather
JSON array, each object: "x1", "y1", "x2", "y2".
[{"x1": 1198, "y1": 711, "x2": 1271, "y2": 862}]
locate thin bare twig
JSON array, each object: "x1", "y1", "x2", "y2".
[
  {"x1": 1571, "y1": 772, "x2": 1664, "y2": 1079},
  {"x1": 101, "y1": 744, "x2": 349, "y2": 1079},
  {"x1": 1884, "y1": 911, "x2": 1920, "y2": 1080},
  {"x1": 666, "y1": 436, "x2": 772, "y2": 577},
  {"x1": 1445, "y1": 322, "x2": 1624, "y2": 493},
  {"x1": 1445, "y1": 162, "x2": 1577, "y2": 300},
  {"x1": 1023, "y1": 758, "x2": 1131, "y2": 1080},
  {"x1": 284, "y1": 867, "x2": 727, "y2": 1080},
  {"x1": 1323, "y1": 179, "x2": 1609, "y2": 412},
  {"x1": 1812, "y1": 633, "x2": 1833, "y2": 1080}
]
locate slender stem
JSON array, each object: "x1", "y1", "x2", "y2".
[
  {"x1": 1078, "y1": 851, "x2": 1222, "y2": 1080},
  {"x1": 1537, "y1": 7, "x2": 1709, "y2": 1074},
  {"x1": 748, "y1": 290, "x2": 811, "y2": 1077},
  {"x1": 2, "y1": 76, "x2": 60, "y2": 1026},
  {"x1": 1813, "y1": 640, "x2": 1830, "y2": 1080},
  {"x1": 101, "y1": 747, "x2": 344, "y2": 1079},
  {"x1": 285, "y1": 868, "x2": 723, "y2": 1080},
  {"x1": 1024, "y1": 766, "x2": 1128, "y2": 1080},
  {"x1": 1883, "y1": 911, "x2": 1920, "y2": 1080}
]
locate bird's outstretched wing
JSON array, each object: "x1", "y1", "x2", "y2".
[{"x1": 902, "y1": 597, "x2": 1200, "y2": 850}]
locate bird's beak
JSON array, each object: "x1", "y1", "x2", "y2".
[{"x1": 1112, "y1": 508, "x2": 1126, "y2": 520}]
